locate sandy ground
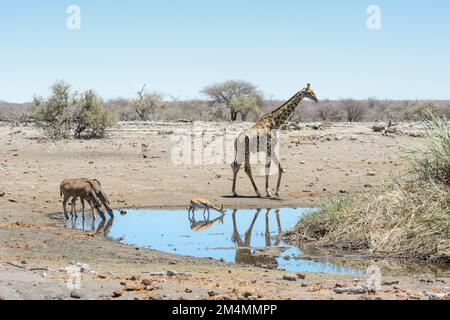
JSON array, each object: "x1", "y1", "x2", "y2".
[{"x1": 1, "y1": 121, "x2": 449, "y2": 300}]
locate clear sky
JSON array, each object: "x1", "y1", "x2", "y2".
[{"x1": 0, "y1": 0, "x2": 449, "y2": 102}]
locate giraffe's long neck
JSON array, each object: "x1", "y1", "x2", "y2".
[{"x1": 262, "y1": 91, "x2": 305, "y2": 130}]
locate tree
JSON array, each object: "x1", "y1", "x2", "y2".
[
  {"x1": 201, "y1": 80, "x2": 262, "y2": 121},
  {"x1": 133, "y1": 85, "x2": 165, "y2": 121},
  {"x1": 340, "y1": 99, "x2": 366, "y2": 122},
  {"x1": 72, "y1": 90, "x2": 116, "y2": 139},
  {"x1": 33, "y1": 80, "x2": 74, "y2": 139},
  {"x1": 230, "y1": 96, "x2": 259, "y2": 121}
]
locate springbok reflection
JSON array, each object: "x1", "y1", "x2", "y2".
[
  {"x1": 231, "y1": 208, "x2": 287, "y2": 269},
  {"x1": 189, "y1": 210, "x2": 225, "y2": 232}
]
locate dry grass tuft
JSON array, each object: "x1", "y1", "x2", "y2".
[{"x1": 286, "y1": 114, "x2": 450, "y2": 261}]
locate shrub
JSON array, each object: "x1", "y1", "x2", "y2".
[
  {"x1": 33, "y1": 81, "x2": 74, "y2": 139},
  {"x1": 73, "y1": 90, "x2": 117, "y2": 139},
  {"x1": 34, "y1": 81, "x2": 116, "y2": 139}
]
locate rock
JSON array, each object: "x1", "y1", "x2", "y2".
[
  {"x1": 301, "y1": 283, "x2": 308, "y2": 288},
  {"x1": 339, "y1": 190, "x2": 347, "y2": 194},
  {"x1": 282, "y1": 275, "x2": 297, "y2": 282},
  {"x1": 8, "y1": 199, "x2": 17, "y2": 203},
  {"x1": 334, "y1": 286, "x2": 368, "y2": 295},
  {"x1": 372, "y1": 125, "x2": 385, "y2": 133},
  {"x1": 112, "y1": 290, "x2": 123, "y2": 298},
  {"x1": 141, "y1": 279, "x2": 152, "y2": 286},
  {"x1": 418, "y1": 273, "x2": 435, "y2": 283},
  {"x1": 166, "y1": 270, "x2": 176, "y2": 277},
  {"x1": 185, "y1": 288, "x2": 192, "y2": 293},
  {"x1": 296, "y1": 273, "x2": 306, "y2": 280},
  {"x1": 423, "y1": 291, "x2": 450, "y2": 300},
  {"x1": 310, "y1": 284, "x2": 322, "y2": 292},
  {"x1": 385, "y1": 127, "x2": 397, "y2": 134},
  {"x1": 382, "y1": 280, "x2": 399, "y2": 286},
  {"x1": 0, "y1": 191, "x2": 5, "y2": 198},
  {"x1": 367, "y1": 172, "x2": 376, "y2": 176},
  {"x1": 70, "y1": 291, "x2": 82, "y2": 299},
  {"x1": 74, "y1": 263, "x2": 90, "y2": 273},
  {"x1": 208, "y1": 291, "x2": 217, "y2": 297}
]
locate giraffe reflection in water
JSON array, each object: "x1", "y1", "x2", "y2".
[
  {"x1": 186, "y1": 207, "x2": 287, "y2": 269},
  {"x1": 231, "y1": 209, "x2": 286, "y2": 269}
]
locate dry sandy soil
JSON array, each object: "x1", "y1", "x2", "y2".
[{"x1": 1, "y1": 121, "x2": 449, "y2": 300}]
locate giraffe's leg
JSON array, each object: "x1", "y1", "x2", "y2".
[
  {"x1": 244, "y1": 143, "x2": 261, "y2": 197},
  {"x1": 265, "y1": 208, "x2": 271, "y2": 247},
  {"x1": 265, "y1": 139, "x2": 273, "y2": 198},
  {"x1": 272, "y1": 154, "x2": 284, "y2": 197},
  {"x1": 231, "y1": 141, "x2": 244, "y2": 197}
]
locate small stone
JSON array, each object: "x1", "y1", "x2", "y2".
[
  {"x1": 382, "y1": 280, "x2": 399, "y2": 286},
  {"x1": 243, "y1": 292, "x2": 253, "y2": 298},
  {"x1": 70, "y1": 291, "x2": 81, "y2": 299},
  {"x1": 334, "y1": 286, "x2": 368, "y2": 295},
  {"x1": 367, "y1": 172, "x2": 376, "y2": 176},
  {"x1": 282, "y1": 275, "x2": 297, "y2": 282},
  {"x1": 112, "y1": 290, "x2": 123, "y2": 298},
  {"x1": 296, "y1": 273, "x2": 306, "y2": 280},
  {"x1": 141, "y1": 279, "x2": 152, "y2": 286},
  {"x1": 208, "y1": 291, "x2": 217, "y2": 297},
  {"x1": 185, "y1": 288, "x2": 192, "y2": 293}
]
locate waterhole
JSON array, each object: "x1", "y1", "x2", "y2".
[
  {"x1": 62, "y1": 207, "x2": 361, "y2": 275},
  {"x1": 62, "y1": 208, "x2": 450, "y2": 277}
]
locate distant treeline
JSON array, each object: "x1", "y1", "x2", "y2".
[
  {"x1": 1, "y1": 79, "x2": 449, "y2": 124},
  {"x1": 2, "y1": 98, "x2": 449, "y2": 124}
]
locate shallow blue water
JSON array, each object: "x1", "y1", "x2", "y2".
[{"x1": 65, "y1": 208, "x2": 361, "y2": 275}]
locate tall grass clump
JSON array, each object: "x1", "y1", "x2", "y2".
[{"x1": 285, "y1": 114, "x2": 450, "y2": 261}]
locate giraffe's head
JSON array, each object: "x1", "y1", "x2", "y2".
[{"x1": 303, "y1": 83, "x2": 319, "y2": 103}]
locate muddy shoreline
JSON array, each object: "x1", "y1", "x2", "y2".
[{"x1": 1, "y1": 121, "x2": 449, "y2": 300}]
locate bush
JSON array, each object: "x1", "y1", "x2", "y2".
[
  {"x1": 73, "y1": 90, "x2": 116, "y2": 139},
  {"x1": 34, "y1": 81, "x2": 116, "y2": 139},
  {"x1": 33, "y1": 81, "x2": 74, "y2": 139}
]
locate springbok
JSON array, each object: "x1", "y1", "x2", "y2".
[{"x1": 188, "y1": 198, "x2": 225, "y2": 218}]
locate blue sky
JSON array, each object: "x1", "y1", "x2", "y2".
[{"x1": 0, "y1": 0, "x2": 449, "y2": 102}]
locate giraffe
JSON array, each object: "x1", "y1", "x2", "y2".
[{"x1": 231, "y1": 84, "x2": 319, "y2": 198}]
